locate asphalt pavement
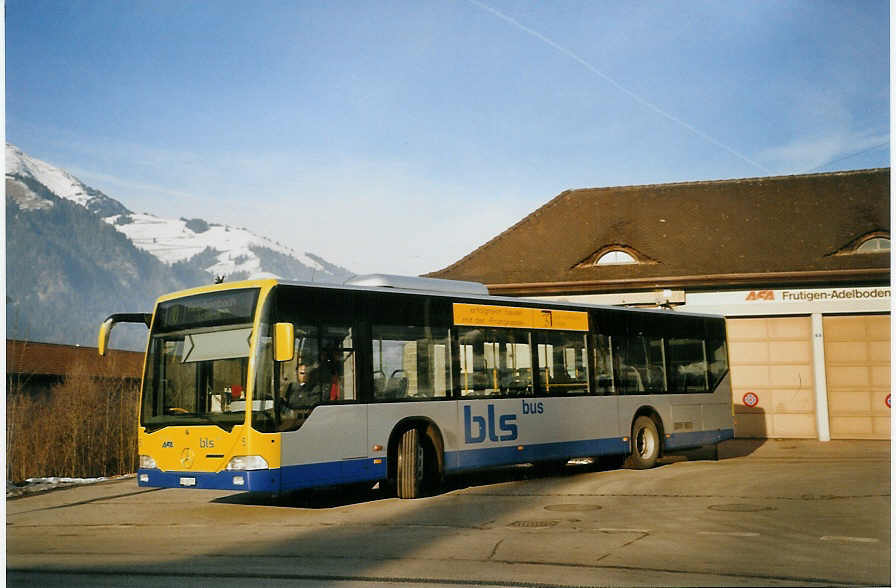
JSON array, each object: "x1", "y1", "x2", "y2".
[{"x1": 7, "y1": 439, "x2": 891, "y2": 587}]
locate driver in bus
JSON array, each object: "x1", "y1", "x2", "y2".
[{"x1": 281, "y1": 360, "x2": 320, "y2": 412}]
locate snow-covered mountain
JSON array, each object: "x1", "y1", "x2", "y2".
[
  {"x1": 104, "y1": 213, "x2": 342, "y2": 281},
  {"x1": 6, "y1": 144, "x2": 353, "y2": 283},
  {"x1": 6, "y1": 144, "x2": 130, "y2": 217}
]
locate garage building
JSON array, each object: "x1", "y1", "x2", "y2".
[{"x1": 429, "y1": 168, "x2": 890, "y2": 440}]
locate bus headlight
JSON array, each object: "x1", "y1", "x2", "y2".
[
  {"x1": 139, "y1": 455, "x2": 158, "y2": 469},
  {"x1": 225, "y1": 456, "x2": 269, "y2": 471}
]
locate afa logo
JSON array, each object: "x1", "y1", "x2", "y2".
[{"x1": 745, "y1": 290, "x2": 775, "y2": 301}]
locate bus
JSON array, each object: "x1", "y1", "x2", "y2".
[{"x1": 98, "y1": 274, "x2": 733, "y2": 499}]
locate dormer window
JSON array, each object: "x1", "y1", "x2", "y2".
[
  {"x1": 596, "y1": 250, "x2": 637, "y2": 265},
  {"x1": 855, "y1": 237, "x2": 890, "y2": 253},
  {"x1": 574, "y1": 245, "x2": 657, "y2": 269},
  {"x1": 831, "y1": 231, "x2": 891, "y2": 257}
]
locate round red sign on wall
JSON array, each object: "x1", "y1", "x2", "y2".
[
  {"x1": 742, "y1": 392, "x2": 759, "y2": 408},
  {"x1": 886, "y1": 394, "x2": 891, "y2": 409}
]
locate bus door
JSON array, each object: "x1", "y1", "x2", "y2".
[
  {"x1": 279, "y1": 323, "x2": 368, "y2": 482},
  {"x1": 321, "y1": 325, "x2": 368, "y2": 478}
]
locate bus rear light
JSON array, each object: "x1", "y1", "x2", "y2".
[
  {"x1": 139, "y1": 455, "x2": 158, "y2": 469},
  {"x1": 225, "y1": 455, "x2": 268, "y2": 471}
]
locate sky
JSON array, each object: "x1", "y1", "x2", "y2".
[{"x1": 5, "y1": 0, "x2": 891, "y2": 276}]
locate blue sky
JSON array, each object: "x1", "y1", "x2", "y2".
[{"x1": 6, "y1": 1, "x2": 890, "y2": 275}]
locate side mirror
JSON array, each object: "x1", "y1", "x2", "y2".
[
  {"x1": 98, "y1": 318, "x2": 113, "y2": 356},
  {"x1": 273, "y1": 322, "x2": 295, "y2": 362},
  {"x1": 97, "y1": 313, "x2": 152, "y2": 356}
]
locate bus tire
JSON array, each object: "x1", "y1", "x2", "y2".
[
  {"x1": 397, "y1": 428, "x2": 425, "y2": 499},
  {"x1": 630, "y1": 416, "x2": 660, "y2": 469}
]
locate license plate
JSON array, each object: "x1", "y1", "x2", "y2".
[{"x1": 179, "y1": 477, "x2": 196, "y2": 487}]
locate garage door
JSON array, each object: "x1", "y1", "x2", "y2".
[
  {"x1": 823, "y1": 315, "x2": 890, "y2": 439},
  {"x1": 727, "y1": 317, "x2": 815, "y2": 438}
]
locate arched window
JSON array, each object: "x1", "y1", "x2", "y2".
[
  {"x1": 595, "y1": 250, "x2": 637, "y2": 266},
  {"x1": 855, "y1": 237, "x2": 890, "y2": 253},
  {"x1": 833, "y1": 232, "x2": 891, "y2": 257},
  {"x1": 575, "y1": 245, "x2": 656, "y2": 269}
]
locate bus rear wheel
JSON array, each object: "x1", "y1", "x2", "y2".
[
  {"x1": 396, "y1": 428, "x2": 426, "y2": 499},
  {"x1": 629, "y1": 416, "x2": 660, "y2": 469}
]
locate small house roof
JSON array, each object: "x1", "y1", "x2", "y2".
[{"x1": 6, "y1": 339, "x2": 144, "y2": 379}]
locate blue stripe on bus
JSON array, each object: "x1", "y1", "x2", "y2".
[
  {"x1": 278, "y1": 458, "x2": 386, "y2": 491},
  {"x1": 137, "y1": 467, "x2": 281, "y2": 492},
  {"x1": 446, "y1": 428, "x2": 735, "y2": 471},
  {"x1": 446, "y1": 436, "x2": 630, "y2": 472},
  {"x1": 138, "y1": 457, "x2": 387, "y2": 493},
  {"x1": 139, "y1": 429, "x2": 736, "y2": 492},
  {"x1": 664, "y1": 428, "x2": 734, "y2": 450}
]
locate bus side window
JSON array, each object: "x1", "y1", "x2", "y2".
[
  {"x1": 321, "y1": 325, "x2": 355, "y2": 402},
  {"x1": 707, "y1": 322, "x2": 729, "y2": 391},
  {"x1": 612, "y1": 336, "x2": 643, "y2": 395},
  {"x1": 458, "y1": 327, "x2": 533, "y2": 397},
  {"x1": 614, "y1": 335, "x2": 667, "y2": 394},
  {"x1": 277, "y1": 323, "x2": 354, "y2": 432},
  {"x1": 536, "y1": 331, "x2": 589, "y2": 395},
  {"x1": 644, "y1": 337, "x2": 667, "y2": 393},
  {"x1": 667, "y1": 338, "x2": 708, "y2": 393},
  {"x1": 372, "y1": 324, "x2": 451, "y2": 400},
  {"x1": 592, "y1": 334, "x2": 615, "y2": 395},
  {"x1": 276, "y1": 325, "x2": 320, "y2": 432}
]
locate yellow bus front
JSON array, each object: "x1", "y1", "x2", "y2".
[{"x1": 135, "y1": 280, "x2": 283, "y2": 492}]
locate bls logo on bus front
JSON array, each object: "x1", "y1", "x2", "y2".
[{"x1": 463, "y1": 401, "x2": 545, "y2": 444}]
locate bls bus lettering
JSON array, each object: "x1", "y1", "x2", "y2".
[
  {"x1": 161, "y1": 441, "x2": 174, "y2": 448},
  {"x1": 199, "y1": 438, "x2": 215, "y2": 448},
  {"x1": 522, "y1": 400, "x2": 544, "y2": 414},
  {"x1": 464, "y1": 405, "x2": 518, "y2": 443}
]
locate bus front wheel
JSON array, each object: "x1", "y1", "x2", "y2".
[
  {"x1": 396, "y1": 428, "x2": 426, "y2": 499},
  {"x1": 629, "y1": 416, "x2": 660, "y2": 469}
]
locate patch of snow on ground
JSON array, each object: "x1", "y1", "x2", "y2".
[{"x1": 6, "y1": 474, "x2": 136, "y2": 498}]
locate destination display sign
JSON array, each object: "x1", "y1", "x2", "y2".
[{"x1": 453, "y1": 303, "x2": 588, "y2": 331}]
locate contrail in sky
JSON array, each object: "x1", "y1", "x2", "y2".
[{"x1": 469, "y1": 0, "x2": 773, "y2": 174}]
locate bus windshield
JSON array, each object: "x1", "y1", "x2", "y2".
[{"x1": 141, "y1": 289, "x2": 260, "y2": 431}]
